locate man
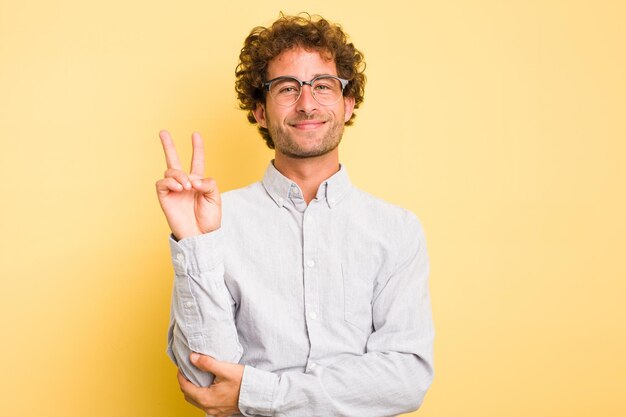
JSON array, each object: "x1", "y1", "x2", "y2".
[{"x1": 156, "y1": 14, "x2": 434, "y2": 417}]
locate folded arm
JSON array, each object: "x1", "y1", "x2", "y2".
[
  {"x1": 237, "y1": 218, "x2": 434, "y2": 416},
  {"x1": 167, "y1": 230, "x2": 243, "y2": 387}
]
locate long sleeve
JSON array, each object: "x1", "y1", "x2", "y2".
[
  {"x1": 166, "y1": 228, "x2": 243, "y2": 387},
  {"x1": 237, "y1": 217, "x2": 434, "y2": 417}
]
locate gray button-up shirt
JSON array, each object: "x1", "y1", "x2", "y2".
[{"x1": 167, "y1": 162, "x2": 434, "y2": 417}]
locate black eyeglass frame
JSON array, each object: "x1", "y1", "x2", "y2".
[{"x1": 262, "y1": 75, "x2": 350, "y2": 106}]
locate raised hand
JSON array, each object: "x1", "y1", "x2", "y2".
[{"x1": 156, "y1": 130, "x2": 221, "y2": 240}]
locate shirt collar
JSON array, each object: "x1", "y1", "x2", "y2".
[{"x1": 262, "y1": 161, "x2": 352, "y2": 209}]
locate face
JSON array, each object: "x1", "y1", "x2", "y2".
[{"x1": 252, "y1": 47, "x2": 355, "y2": 159}]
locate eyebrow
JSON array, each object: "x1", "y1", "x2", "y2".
[{"x1": 272, "y1": 73, "x2": 338, "y2": 80}]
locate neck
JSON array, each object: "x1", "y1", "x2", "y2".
[{"x1": 274, "y1": 149, "x2": 340, "y2": 204}]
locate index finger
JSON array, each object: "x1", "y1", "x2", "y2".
[
  {"x1": 159, "y1": 130, "x2": 183, "y2": 170},
  {"x1": 177, "y1": 370, "x2": 206, "y2": 397}
]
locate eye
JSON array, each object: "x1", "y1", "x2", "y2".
[
  {"x1": 272, "y1": 79, "x2": 300, "y2": 96},
  {"x1": 278, "y1": 86, "x2": 298, "y2": 94},
  {"x1": 313, "y1": 78, "x2": 340, "y2": 92}
]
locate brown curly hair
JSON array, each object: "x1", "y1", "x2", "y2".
[{"x1": 235, "y1": 13, "x2": 366, "y2": 149}]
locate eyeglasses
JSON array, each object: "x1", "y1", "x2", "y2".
[{"x1": 262, "y1": 75, "x2": 350, "y2": 106}]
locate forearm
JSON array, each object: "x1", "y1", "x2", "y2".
[
  {"x1": 166, "y1": 230, "x2": 242, "y2": 386},
  {"x1": 239, "y1": 349, "x2": 433, "y2": 417}
]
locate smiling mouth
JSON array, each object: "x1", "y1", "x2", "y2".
[{"x1": 290, "y1": 120, "x2": 326, "y2": 130}]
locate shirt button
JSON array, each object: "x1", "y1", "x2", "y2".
[
  {"x1": 277, "y1": 197, "x2": 284, "y2": 204},
  {"x1": 309, "y1": 312, "x2": 317, "y2": 320},
  {"x1": 176, "y1": 253, "x2": 184, "y2": 262},
  {"x1": 306, "y1": 260, "x2": 315, "y2": 268},
  {"x1": 184, "y1": 301, "x2": 194, "y2": 309},
  {"x1": 329, "y1": 198, "x2": 336, "y2": 205},
  {"x1": 309, "y1": 362, "x2": 317, "y2": 370}
]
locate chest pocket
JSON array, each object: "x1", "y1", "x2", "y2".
[{"x1": 342, "y1": 264, "x2": 375, "y2": 333}]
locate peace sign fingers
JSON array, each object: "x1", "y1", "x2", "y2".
[{"x1": 156, "y1": 129, "x2": 221, "y2": 239}]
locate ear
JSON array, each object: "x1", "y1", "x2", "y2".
[
  {"x1": 252, "y1": 103, "x2": 267, "y2": 128},
  {"x1": 343, "y1": 96, "x2": 355, "y2": 123}
]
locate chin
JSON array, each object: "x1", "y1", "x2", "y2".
[{"x1": 280, "y1": 141, "x2": 340, "y2": 159}]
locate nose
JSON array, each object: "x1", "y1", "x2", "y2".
[{"x1": 295, "y1": 84, "x2": 318, "y2": 114}]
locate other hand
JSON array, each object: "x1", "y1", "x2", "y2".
[{"x1": 178, "y1": 353, "x2": 244, "y2": 417}]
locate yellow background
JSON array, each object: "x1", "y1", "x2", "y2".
[{"x1": 1, "y1": 1, "x2": 624, "y2": 416}]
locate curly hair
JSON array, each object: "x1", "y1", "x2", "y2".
[{"x1": 235, "y1": 13, "x2": 366, "y2": 149}]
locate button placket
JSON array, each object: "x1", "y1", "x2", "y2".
[{"x1": 302, "y1": 206, "x2": 320, "y2": 341}]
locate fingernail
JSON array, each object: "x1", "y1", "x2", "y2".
[
  {"x1": 190, "y1": 353, "x2": 199, "y2": 363},
  {"x1": 185, "y1": 181, "x2": 191, "y2": 189}
]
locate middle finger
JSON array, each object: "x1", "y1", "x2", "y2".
[{"x1": 190, "y1": 132, "x2": 205, "y2": 177}]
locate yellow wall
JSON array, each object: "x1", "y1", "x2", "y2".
[{"x1": 1, "y1": 1, "x2": 624, "y2": 416}]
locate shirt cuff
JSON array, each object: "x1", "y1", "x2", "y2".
[
  {"x1": 238, "y1": 366, "x2": 278, "y2": 417},
  {"x1": 168, "y1": 228, "x2": 224, "y2": 275}
]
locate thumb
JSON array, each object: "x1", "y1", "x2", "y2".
[{"x1": 190, "y1": 352, "x2": 220, "y2": 373}]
